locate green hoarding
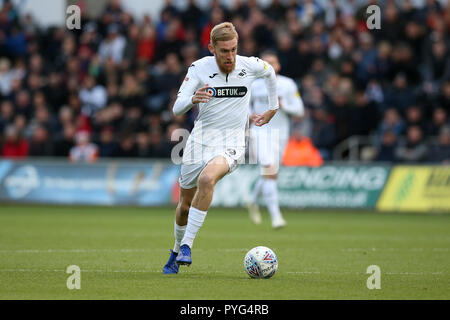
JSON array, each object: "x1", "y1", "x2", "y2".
[{"x1": 212, "y1": 165, "x2": 391, "y2": 208}]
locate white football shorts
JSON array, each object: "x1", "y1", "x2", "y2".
[
  {"x1": 249, "y1": 128, "x2": 287, "y2": 168},
  {"x1": 179, "y1": 142, "x2": 245, "y2": 189}
]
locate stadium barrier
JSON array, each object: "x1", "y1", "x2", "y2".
[
  {"x1": 213, "y1": 164, "x2": 391, "y2": 208},
  {"x1": 377, "y1": 166, "x2": 450, "y2": 213},
  {"x1": 0, "y1": 159, "x2": 448, "y2": 212},
  {"x1": 0, "y1": 159, "x2": 179, "y2": 206}
]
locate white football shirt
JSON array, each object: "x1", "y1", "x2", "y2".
[
  {"x1": 173, "y1": 55, "x2": 278, "y2": 148},
  {"x1": 250, "y1": 75, "x2": 304, "y2": 141}
]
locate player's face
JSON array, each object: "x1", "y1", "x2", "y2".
[
  {"x1": 209, "y1": 37, "x2": 238, "y2": 74},
  {"x1": 262, "y1": 54, "x2": 280, "y2": 74}
]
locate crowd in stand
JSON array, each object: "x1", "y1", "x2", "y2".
[{"x1": 0, "y1": 0, "x2": 449, "y2": 163}]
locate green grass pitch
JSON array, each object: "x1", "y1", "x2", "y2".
[{"x1": 0, "y1": 204, "x2": 449, "y2": 300}]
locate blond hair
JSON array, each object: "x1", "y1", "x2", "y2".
[{"x1": 210, "y1": 22, "x2": 238, "y2": 47}]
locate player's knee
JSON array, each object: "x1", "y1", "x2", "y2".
[{"x1": 197, "y1": 173, "x2": 215, "y2": 190}]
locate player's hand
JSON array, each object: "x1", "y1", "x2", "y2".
[
  {"x1": 192, "y1": 84, "x2": 212, "y2": 104},
  {"x1": 254, "y1": 109, "x2": 277, "y2": 126},
  {"x1": 249, "y1": 113, "x2": 260, "y2": 124}
]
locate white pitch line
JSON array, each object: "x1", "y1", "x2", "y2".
[
  {"x1": 0, "y1": 247, "x2": 448, "y2": 254},
  {"x1": 286, "y1": 271, "x2": 447, "y2": 276},
  {"x1": 0, "y1": 269, "x2": 446, "y2": 276},
  {"x1": 0, "y1": 248, "x2": 249, "y2": 254},
  {"x1": 340, "y1": 248, "x2": 449, "y2": 252},
  {"x1": 0, "y1": 269, "x2": 228, "y2": 274}
]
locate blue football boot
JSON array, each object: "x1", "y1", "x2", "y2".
[
  {"x1": 162, "y1": 250, "x2": 179, "y2": 274},
  {"x1": 176, "y1": 244, "x2": 192, "y2": 266}
]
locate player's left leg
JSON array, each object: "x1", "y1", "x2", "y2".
[
  {"x1": 163, "y1": 186, "x2": 197, "y2": 274},
  {"x1": 261, "y1": 167, "x2": 286, "y2": 229},
  {"x1": 176, "y1": 156, "x2": 230, "y2": 265},
  {"x1": 261, "y1": 134, "x2": 288, "y2": 229}
]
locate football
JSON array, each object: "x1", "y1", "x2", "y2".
[{"x1": 244, "y1": 246, "x2": 278, "y2": 279}]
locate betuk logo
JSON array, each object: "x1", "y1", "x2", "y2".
[
  {"x1": 66, "y1": 5, "x2": 81, "y2": 30},
  {"x1": 366, "y1": 5, "x2": 381, "y2": 30}
]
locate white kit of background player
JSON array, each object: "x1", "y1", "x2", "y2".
[
  {"x1": 247, "y1": 52, "x2": 305, "y2": 229},
  {"x1": 163, "y1": 22, "x2": 279, "y2": 274}
]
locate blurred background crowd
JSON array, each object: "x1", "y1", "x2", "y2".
[{"x1": 0, "y1": 0, "x2": 449, "y2": 163}]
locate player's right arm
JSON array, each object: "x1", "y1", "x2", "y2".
[
  {"x1": 173, "y1": 65, "x2": 211, "y2": 116},
  {"x1": 249, "y1": 57, "x2": 278, "y2": 126},
  {"x1": 280, "y1": 79, "x2": 305, "y2": 117}
]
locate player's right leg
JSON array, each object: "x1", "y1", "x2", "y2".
[
  {"x1": 162, "y1": 186, "x2": 196, "y2": 274},
  {"x1": 176, "y1": 155, "x2": 230, "y2": 266},
  {"x1": 247, "y1": 129, "x2": 263, "y2": 224},
  {"x1": 252, "y1": 129, "x2": 286, "y2": 229},
  {"x1": 261, "y1": 169, "x2": 286, "y2": 229}
]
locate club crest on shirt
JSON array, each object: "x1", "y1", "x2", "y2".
[{"x1": 237, "y1": 69, "x2": 247, "y2": 78}]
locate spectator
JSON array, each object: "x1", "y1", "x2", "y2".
[
  {"x1": 383, "y1": 72, "x2": 415, "y2": 114},
  {"x1": 147, "y1": 53, "x2": 183, "y2": 114},
  {"x1": 395, "y1": 125, "x2": 428, "y2": 163},
  {"x1": 98, "y1": 126, "x2": 119, "y2": 158},
  {"x1": 355, "y1": 32, "x2": 377, "y2": 85},
  {"x1": 148, "y1": 128, "x2": 171, "y2": 158},
  {"x1": 0, "y1": 100, "x2": 14, "y2": 133},
  {"x1": 101, "y1": 0, "x2": 125, "y2": 30},
  {"x1": 437, "y1": 81, "x2": 450, "y2": 113},
  {"x1": 329, "y1": 90, "x2": 351, "y2": 144},
  {"x1": 155, "y1": 18, "x2": 185, "y2": 61},
  {"x1": 120, "y1": 73, "x2": 145, "y2": 109},
  {"x1": 1, "y1": 125, "x2": 29, "y2": 158},
  {"x1": 43, "y1": 70, "x2": 67, "y2": 112},
  {"x1": 136, "y1": 131, "x2": 152, "y2": 158},
  {"x1": 427, "y1": 107, "x2": 448, "y2": 137},
  {"x1": 0, "y1": 57, "x2": 14, "y2": 96},
  {"x1": 424, "y1": 40, "x2": 450, "y2": 87},
  {"x1": 376, "y1": 108, "x2": 405, "y2": 146},
  {"x1": 180, "y1": 0, "x2": 205, "y2": 33},
  {"x1": 137, "y1": 24, "x2": 157, "y2": 63},
  {"x1": 69, "y1": 131, "x2": 99, "y2": 163},
  {"x1": 115, "y1": 133, "x2": 138, "y2": 158},
  {"x1": 405, "y1": 105, "x2": 426, "y2": 131},
  {"x1": 28, "y1": 125, "x2": 53, "y2": 156},
  {"x1": 79, "y1": 75, "x2": 107, "y2": 117},
  {"x1": 375, "y1": 130, "x2": 398, "y2": 162},
  {"x1": 54, "y1": 124, "x2": 75, "y2": 157},
  {"x1": 428, "y1": 126, "x2": 450, "y2": 164},
  {"x1": 310, "y1": 107, "x2": 335, "y2": 160},
  {"x1": 14, "y1": 90, "x2": 32, "y2": 119},
  {"x1": 347, "y1": 90, "x2": 379, "y2": 137},
  {"x1": 98, "y1": 24, "x2": 126, "y2": 65},
  {"x1": 282, "y1": 127, "x2": 323, "y2": 167},
  {"x1": 122, "y1": 23, "x2": 140, "y2": 69}
]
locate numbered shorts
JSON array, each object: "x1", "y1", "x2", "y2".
[{"x1": 179, "y1": 144, "x2": 245, "y2": 189}]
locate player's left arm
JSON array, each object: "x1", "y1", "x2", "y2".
[
  {"x1": 280, "y1": 80, "x2": 305, "y2": 117},
  {"x1": 251, "y1": 58, "x2": 278, "y2": 126}
]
